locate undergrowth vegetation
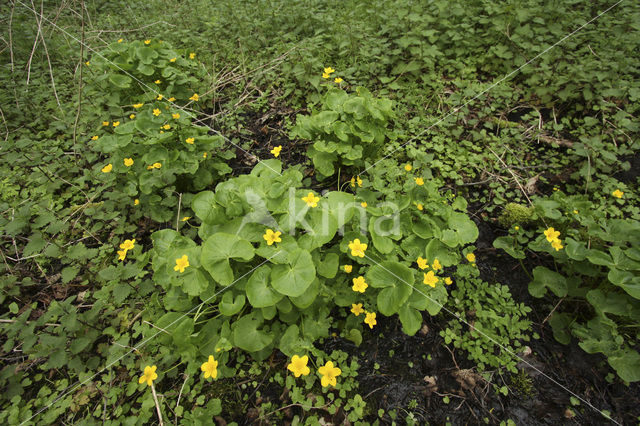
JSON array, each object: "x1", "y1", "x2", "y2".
[{"x1": 1, "y1": 0, "x2": 639, "y2": 424}]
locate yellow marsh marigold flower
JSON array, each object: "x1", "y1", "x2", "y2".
[
  {"x1": 271, "y1": 145, "x2": 282, "y2": 157},
  {"x1": 302, "y1": 192, "x2": 320, "y2": 208},
  {"x1": 404, "y1": 164, "x2": 412, "y2": 171},
  {"x1": 322, "y1": 72, "x2": 331, "y2": 79},
  {"x1": 348, "y1": 239, "x2": 367, "y2": 257},
  {"x1": 181, "y1": 216, "x2": 191, "y2": 222},
  {"x1": 573, "y1": 209, "x2": 578, "y2": 214},
  {"x1": 431, "y1": 258, "x2": 442, "y2": 271},
  {"x1": 154, "y1": 80, "x2": 161, "y2": 84},
  {"x1": 85, "y1": 61, "x2": 90, "y2": 66},
  {"x1": 323, "y1": 67, "x2": 335, "y2": 75},
  {"x1": 551, "y1": 239, "x2": 564, "y2": 251},
  {"x1": 113, "y1": 121, "x2": 120, "y2": 127},
  {"x1": 117, "y1": 249, "x2": 127, "y2": 261},
  {"x1": 203, "y1": 152, "x2": 207, "y2": 159},
  {"x1": 189, "y1": 52, "x2": 196, "y2": 59},
  {"x1": 120, "y1": 239, "x2": 135, "y2": 251},
  {"x1": 344, "y1": 265, "x2": 353, "y2": 273},
  {"x1": 153, "y1": 108, "x2": 161, "y2": 116},
  {"x1": 201, "y1": 355, "x2": 218, "y2": 379},
  {"x1": 318, "y1": 361, "x2": 341, "y2": 387},
  {"x1": 360, "y1": 202, "x2": 367, "y2": 208},
  {"x1": 124, "y1": 158, "x2": 134, "y2": 167},
  {"x1": 334, "y1": 77, "x2": 343, "y2": 83},
  {"x1": 417, "y1": 203, "x2": 423, "y2": 211},
  {"x1": 152, "y1": 162, "x2": 162, "y2": 169},
  {"x1": 189, "y1": 93, "x2": 199, "y2": 101},
  {"x1": 129, "y1": 114, "x2": 136, "y2": 119},
  {"x1": 364, "y1": 311, "x2": 377, "y2": 329},
  {"x1": 101, "y1": 164, "x2": 113, "y2": 173},
  {"x1": 133, "y1": 103, "x2": 144, "y2": 108},
  {"x1": 263, "y1": 229, "x2": 282, "y2": 246},
  {"x1": 118, "y1": 38, "x2": 123, "y2": 43},
  {"x1": 162, "y1": 124, "x2": 171, "y2": 130},
  {"x1": 415, "y1": 177, "x2": 424, "y2": 186},
  {"x1": 352, "y1": 276, "x2": 368, "y2": 293},
  {"x1": 134, "y1": 199, "x2": 140, "y2": 206},
  {"x1": 168, "y1": 97, "x2": 176, "y2": 102},
  {"x1": 185, "y1": 137, "x2": 195, "y2": 144},
  {"x1": 466, "y1": 253, "x2": 476, "y2": 263},
  {"x1": 172, "y1": 113, "x2": 180, "y2": 119},
  {"x1": 544, "y1": 227, "x2": 560, "y2": 243},
  {"x1": 102, "y1": 121, "x2": 109, "y2": 126},
  {"x1": 174, "y1": 255, "x2": 189, "y2": 273},
  {"x1": 138, "y1": 365, "x2": 157, "y2": 386},
  {"x1": 423, "y1": 271, "x2": 438, "y2": 287},
  {"x1": 144, "y1": 40, "x2": 151, "y2": 45},
  {"x1": 287, "y1": 355, "x2": 310, "y2": 377},
  {"x1": 351, "y1": 303, "x2": 364, "y2": 316},
  {"x1": 156, "y1": 94, "x2": 163, "y2": 101},
  {"x1": 444, "y1": 277, "x2": 453, "y2": 285},
  {"x1": 417, "y1": 257, "x2": 428, "y2": 270},
  {"x1": 350, "y1": 176, "x2": 363, "y2": 188},
  {"x1": 612, "y1": 189, "x2": 624, "y2": 199},
  {"x1": 91, "y1": 135, "x2": 99, "y2": 141},
  {"x1": 170, "y1": 57, "x2": 176, "y2": 62}
]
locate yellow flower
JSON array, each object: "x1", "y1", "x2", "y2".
[
  {"x1": 466, "y1": 253, "x2": 476, "y2": 263},
  {"x1": 543, "y1": 227, "x2": 560, "y2": 243},
  {"x1": 431, "y1": 258, "x2": 442, "y2": 271},
  {"x1": 152, "y1": 162, "x2": 162, "y2": 169},
  {"x1": 112, "y1": 121, "x2": 120, "y2": 127},
  {"x1": 352, "y1": 276, "x2": 368, "y2": 293},
  {"x1": 302, "y1": 192, "x2": 320, "y2": 208},
  {"x1": 156, "y1": 94, "x2": 163, "y2": 100},
  {"x1": 153, "y1": 108, "x2": 161, "y2": 116},
  {"x1": 551, "y1": 239, "x2": 564, "y2": 251},
  {"x1": 417, "y1": 257, "x2": 428, "y2": 270},
  {"x1": 172, "y1": 113, "x2": 180, "y2": 119},
  {"x1": 404, "y1": 164, "x2": 412, "y2": 171},
  {"x1": 120, "y1": 239, "x2": 135, "y2": 251},
  {"x1": 102, "y1": 121, "x2": 109, "y2": 126},
  {"x1": 174, "y1": 255, "x2": 189, "y2": 273},
  {"x1": 118, "y1": 38, "x2": 123, "y2": 43},
  {"x1": 168, "y1": 97, "x2": 176, "y2": 102},
  {"x1": 201, "y1": 355, "x2": 218, "y2": 379},
  {"x1": 612, "y1": 189, "x2": 624, "y2": 199},
  {"x1": 364, "y1": 311, "x2": 377, "y2": 329},
  {"x1": 138, "y1": 365, "x2": 157, "y2": 386},
  {"x1": 573, "y1": 210, "x2": 578, "y2": 214},
  {"x1": 154, "y1": 80, "x2": 161, "y2": 84},
  {"x1": 334, "y1": 77, "x2": 343, "y2": 83},
  {"x1": 360, "y1": 202, "x2": 367, "y2": 208},
  {"x1": 351, "y1": 303, "x2": 364, "y2": 316},
  {"x1": 444, "y1": 277, "x2": 453, "y2": 285},
  {"x1": 117, "y1": 249, "x2": 127, "y2": 261},
  {"x1": 553, "y1": 187, "x2": 558, "y2": 191},
  {"x1": 348, "y1": 239, "x2": 367, "y2": 257},
  {"x1": 91, "y1": 135, "x2": 99, "y2": 141},
  {"x1": 170, "y1": 57, "x2": 177, "y2": 62},
  {"x1": 317, "y1": 361, "x2": 341, "y2": 387},
  {"x1": 203, "y1": 152, "x2": 208, "y2": 158},
  {"x1": 423, "y1": 271, "x2": 438, "y2": 287},
  {"x1": 287, "y1": 355, "x2": 310, "y2": 377},
  {"x1": 514, "y1": 226, "x2": 520, "y2": 230},
  {"x1": 189, "y1": 93, "x2": 199, "y2": 101},
  {"x1": 189, "y1": 52, "x2": 196, "y2": 59},
  {"x1": 85, "y1": 61, "x2": 90, "y2": 66},
  {"x1": 415, "y1": 177, "x2": 424, "y2": 186},
  {"x1": 129, "y1": 114, "x2": 136, "y2": 119},
  {"x1": 270, "y1": 145, "x2": 282, "y2": 157},
  {"x1": 350, "y1": 176, "x2": 363, "y2": 188},
  {"x1": 417, "y1": 203, "x2": 423, "y2": 211},
  {"x1": 144, "y1": 40, "x2": 151, "y2": 45},
  {"x1": 185, "y1": 137, "x2": 195, "y2": 144},
  {"x1": 181, "y1": 216, "x2": 191, "y2": 222},
  {"x1": 133, "y1": 103, "x2": 144, "y2": 108},
  {"x1": 322, "y1": 72, "x2": 330, "y2": 79},
  {"x1": 344, "y1": 265, "x2": 353, "y2": 273},
  {"x1": 134, "y1": 199, "x2": 140, "y2": 206},
  {"x1": 101, "y1": 164, "x2": 112, "y2": 173},
  {"x1": 162, "y1": 124, "x2": 171, "y2": 130},
  {"x1": 263, "y1": 229, "x2": 282, "y2": 246},
  {"x1": 124, "y1": 158, "x2": 134, "y2": 167},
  {"x1": 323, "y1": 67, "x2": 335, "y2": 75}
]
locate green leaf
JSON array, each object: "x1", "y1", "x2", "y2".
[
  {"x1": 493, "y1": 236, "x2": 525, "y2": 259},
  {"x1": 447, "y1": 212, "x2": 478, "y2": 245},
  {"x1": 548, "y1": 312, "x2": 573, "y2": 344},
  {"x1": 425, "y1": 239, "x2": 459, "y2": 266},
  {"x1": 180, "y1": 267, "x2": 211, "y2": 296},
  {"x1": 529, "y1": 266, "x2": 567, "y2": 298},
  {"x1": 290, "y1": 278, "x2": 320, "y2": 309},
  {"x1": 108, "y1": 74, "x2": 132, "y2": 88},
  {"x1": 270, "y1": 249, "x2": 316, "y2": 297},
  {"x1": 192, "y1": 191, "x2": 225, "y2": 224},
  {"x1": 608, "y1": 269, "x2": 640, "y2": 299},
  {"x1": 609, "y1": 350, "x2": 640, "y2": 383},
  {"x1": 201, "y1": 233, "x2": 254, "y2": 286},
  {"x1": 565, "y1": 238, "x2": 588, "y2": 261},
  {"x1": 366, "y1": 261, "x2": 414, "y2": 289},
  {"x1": 232, "y1": 312, "x2": 273, "y2": 352},
  {"x1": 246, "y1": 266, "x2": 283, "y2": 308},
  {"x1": 317, "y1": 253, "x2": 339, "y2": 278},
  {"x1": 398, "y1": 305, "x2": 422, "y2": 336},
  {"x1": 219, "y1": 292, "x2": 245, "y2": 316}
]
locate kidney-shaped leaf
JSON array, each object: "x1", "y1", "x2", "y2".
[{"x1": 270, "y1": 249, "x2": 315, "y2": 297}]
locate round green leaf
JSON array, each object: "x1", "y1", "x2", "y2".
[
  {"x1": 219, "y1": 292, "x2": 245, "y2": 316},
  {"x1": 246, "y1": 265, "x2": 283, "y2": 308},
  {"x1": 232, "y1": 313, "x2": 273, "y2": 353},
  {"x1": 270, "y1": 249, "x2": 315, "y2": 297}
]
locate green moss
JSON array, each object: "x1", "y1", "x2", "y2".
[{"x1": 498, "y1": 203, "x2": 534, "y2": 228}]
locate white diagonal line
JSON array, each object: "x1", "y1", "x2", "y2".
[
  {"x1": 363, "y1": 254, "x2": 621, "y2": 425},
  {"x1": 20, "y1": 252, "x2": 281, "y2": 425},
  {"x1": 362, "y1": 0, "x2": 624, "y2": 175},
  {"x1": 13, "y1": 0, "x2": 282, "y2": 177}
]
